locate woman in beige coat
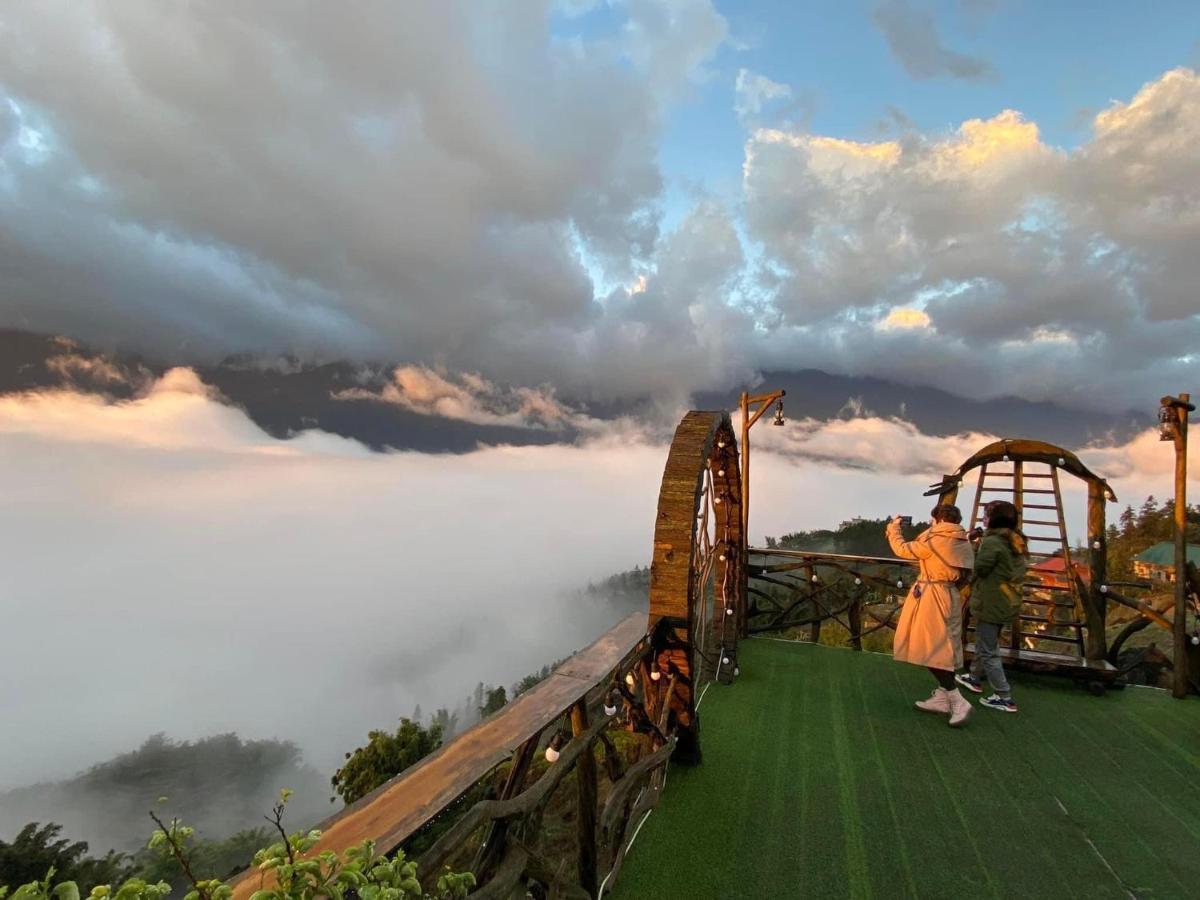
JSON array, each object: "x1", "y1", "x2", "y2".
[{"x1": 886, "y1": 505, "x2": 975, "y2": 726}]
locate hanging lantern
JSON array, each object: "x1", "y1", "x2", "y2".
[
  {"x1": 773, "y1": 399, "x2": 785, "y2": 426},
  {"x1": 1159, "y1": 403, "x2": 1178, "y2": 441}
]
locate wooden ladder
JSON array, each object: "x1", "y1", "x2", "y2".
[{"x1": 966, "y1": 459, "x2": 1086, "y2": 661}]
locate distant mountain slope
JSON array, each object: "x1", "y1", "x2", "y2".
[
  {"x1": 696, "y1": 371, "x2": 1148, "y2": 448},
  {"x1": 0, "y1": 329, "x2": 1147, "y2": 452}
]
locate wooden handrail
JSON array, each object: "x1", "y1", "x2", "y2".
[{"x1": 228, "y1": 611, "x2": 650, "y2": 900}]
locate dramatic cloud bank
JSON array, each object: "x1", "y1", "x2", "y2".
[
  {"x1": 1, "y1": 3, "x2": 1196, "y2": 409},
  {"x1": 2, "y1": 372, "x2": 1195, "y2": 792}
]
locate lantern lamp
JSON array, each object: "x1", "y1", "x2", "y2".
[
  {"x1": 545, "y1": 730, "x2": 567, "y2": 763},
  {"x1": 1159, "y1": 403, "x2": 1178, "y2": 441},
  {"x1": 773, "y1": 399, "x2": 785, "y2": 426}
]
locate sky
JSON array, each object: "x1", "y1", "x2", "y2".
[
  {"x1": 1, "y1": 0, "x2": 1198, "y2": 408},
  {"x1": 1, "y1": 0, "x2": 1199, "y2": 818}
]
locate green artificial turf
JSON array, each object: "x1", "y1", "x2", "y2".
[{"x1": 611, "y1": 638, "x2": 1200, "y2": 900}]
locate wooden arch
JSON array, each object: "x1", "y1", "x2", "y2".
[
  {"x1": 647, "y1": 411, "x2": 742, "y2": 764},
  {"x1": 926, "y1": 437, "x2": 1116, "y2": 660},
  {"x1": 927, "y1": 438, "x2": 1117, "y2": 499}
]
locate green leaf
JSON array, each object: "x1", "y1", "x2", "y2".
[{"x1": 53, "y1": 883, "x2": 80, "y2": 900}]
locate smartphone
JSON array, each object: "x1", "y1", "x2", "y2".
[{"x1": 898, "y1": 515, "x2": 913, "y2": 526}]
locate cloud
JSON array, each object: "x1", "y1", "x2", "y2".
[
  {"x1": 1, "y1": 373, "x2": 1195, "y2": 795},
  {"x1": 872, "y1": 0, "x2": 996, "y2": 82},
  {"x1": 334, "y1": 365, "x2": 585, "y2": 431},
  {"x1": 742, "y1": 68, "x2": 1200, "y2": 408},
  {"x1": 0, "y1": 0, "x2": 727, "y2": 380},
  {"x1": 0, "y1": 3, "x2": 1196, "y2": 414},
  {"x1": 734, "y1": 68, "x2": 792, "y2": 121}
]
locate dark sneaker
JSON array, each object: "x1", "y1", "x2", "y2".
[
  {"x1": 980, "y1": 694, "x2": 1018, "y2": 713},
  {"x1": 955, "y1": 673, "x2": 983, "y2": 694}
]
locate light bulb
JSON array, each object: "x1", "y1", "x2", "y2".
[
  {"x1": 725, "y1": 607, "x2": 734, "y2": 616},
  {"x1": 717, "y1": 469, "x2": 725, "y2": 477},
  {"x1": 1192, "y1": 636, "x2": 1200, "y2": 647},
  {"x1": 1092, "y1": 540, "x2": 1101, "y2": 550},
  {"x1": 1100, "y1": 585, "x2": 1108, "y2": 594},
  {"x1": 625, "y1": 672, "x2": 635, "y2": 687},
  {"x1": 604, "y1": 703, "x2": 617, "y2": 716},
  {"x1": 545, "y1": 746, "x2": 560, "y2": 763},
  {"x1": 1057, "y1": 457, "x2": 1066, "y2": 466},
  {"x1": 719, "y1": 554, "x2": 726, "y2": 561},
  {"x1": 733, "y1": 666, "x2": 740, "y2": 676},
  {"x1": 811, "y1": 575, "x2": 819, "y2": 583},
  {"x1": 854, "y1": 577, "x2": 862, "y2": 586},
  {"x1": 718, "y1": 441, "x2": 726, "y2": 448},
  {"x1": 896, "y1": 580, "x2": 904, "y2": 589},
  {"x1": 714, "y1": 496, "x2": 722, "y2": 504},
  {"x1": 722, "y1": 656, "x2": 731, "y2": 665},
  {"x1": 1003, "y1": 454, "x2": 1010, "y2": 462},
  {"x1": 650, "y1": 670, "x2": 661, "y2": 681}
]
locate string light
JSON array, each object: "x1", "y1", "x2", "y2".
[
  {"x1": 1057, "y1": 457, "x2": 1066, "y2": 466},
  {"x1": 717, "y1": 469, "x2": 725, "y2": 477},
  {"x1": 854, "y1": 577, "x2": 862, "y2": 586},
  {"x1": 604, "y1": 689, "x2": 620, "y2": 717},
  {"x1": 650, "y1": 669, "x2": 662, "y2": 681},
  {"x1": 625, "y1": 672, "x2": 635, "y2": 687},
  {"x1": 1100, "y1": 585, "x2": 1109, "y2": 594},
  {"x1": 1092, "y1": 540, "x2": 1101, "y2": 550},
  {"x1": 722, "y1": 656, "x2": 731, "y2": 665},
  {"x1": 544, "y1": 731, "x2": 567, "y2": 763},
  {"x1": 811, "y1": 574, "x2": 819, "y2": 583},
  {"x1": 725, "y1": 607, "x2": 734, "y2": 617}
]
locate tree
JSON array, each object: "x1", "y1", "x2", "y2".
[
  {"x1": 478, "y1": 686, "x2": 506, "y2": 719},
  {"x1": 0, "y1": 824, "x2": 133, "y2": 893},
  {"x1": 330, "y1": 719, "x2": 443, "y2": 805}
]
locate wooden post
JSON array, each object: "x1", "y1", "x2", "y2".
[
  {"x1": 1010, "y1": 459, "x2": 1024, "y2": 654},
  {"x1": 570, "y1": 701, "x2": 599, "y2": 896},
  {"x1": 739, "y1": 391, "x2": 751, "y2": 641},
  {"x1": 1170, "y1": 393, "x2": 1191, "y2": 699},
  {"x1": 1085, "y1": 481, "x2": 1109, "y2": 661},
  {"x1": 849, "y1": 593, "x2": 863, "y2": 651},
  {"x1": 740, "y1": 391, "x2": 750, "y2": 549}
]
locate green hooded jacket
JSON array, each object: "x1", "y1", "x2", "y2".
[{"x1": 969, "y1": 528, "x2": 1028, "y2": 624}]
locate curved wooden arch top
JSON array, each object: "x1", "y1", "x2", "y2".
[
  {"x1": 648, "y1": 410, "x2": 741, "y2": 627},
  {"x1": 925, "y1": 437, "x2": 1117, "y2": 502}
]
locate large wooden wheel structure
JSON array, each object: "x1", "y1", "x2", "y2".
[{"x1": 646, "y1": 411, "x2": 742, "y2": 764}]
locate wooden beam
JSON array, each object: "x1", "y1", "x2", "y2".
[{"x1": 571, "y1": 701, "x2": 599, "y2": 897}]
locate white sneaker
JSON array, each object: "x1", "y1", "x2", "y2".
[
  {"x1": 915, "y1": 687, "x2": 951, "y2": 714},
  {"x1": 947, "y1": 689, "x2": 973, "y2": 727}
]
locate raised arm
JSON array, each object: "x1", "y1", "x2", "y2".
[{"x1": 886, "y1": 518, "x2": 932, "y2": 561}]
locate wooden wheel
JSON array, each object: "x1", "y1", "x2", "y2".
[{"x1": 647, "y1": 411, "x2": 741, "y2": 764}]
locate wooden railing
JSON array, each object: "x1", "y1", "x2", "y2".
[
  {"x1": 747, "y1": 548, "x2": 916, "y2": 645},
  {"x1": 229, "y1": 611, "x2": 684, "y2": 899}
]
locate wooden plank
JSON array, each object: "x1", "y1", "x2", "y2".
[{"x1": 229, "y1": 612, "x2": 647, "y2": 900}]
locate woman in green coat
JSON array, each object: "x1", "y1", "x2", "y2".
[{"x1": 955, "y1": 500, "x2": 1027, "y2": 713}]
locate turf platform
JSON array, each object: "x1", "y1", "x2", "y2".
[{"x1": 612, "y1": 638, "x2": 1200, "y2": 900}]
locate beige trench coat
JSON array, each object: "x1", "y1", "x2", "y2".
[{"x1": 886, "y1": 520, "x2": 975, "y2": 671}]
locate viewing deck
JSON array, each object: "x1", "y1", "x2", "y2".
[{"x1": 614, "y1": 638, "x2": 1200, "y2": 900}]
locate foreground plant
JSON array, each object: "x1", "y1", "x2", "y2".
[{"x1": 0, "y1": 792, "x2": 473, "y2": 900}]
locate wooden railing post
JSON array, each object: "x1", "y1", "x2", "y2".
[{"x1": 571, "y1": 701, "x2": 599, "y2": 897}]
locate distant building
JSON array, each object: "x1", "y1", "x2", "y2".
[
  {"x1": 1029, "y1": 555, "x2": 1090, "y2": 590},
  {"x1": 1133, "y1": 542, "x2": 1200, "y2": 583}
]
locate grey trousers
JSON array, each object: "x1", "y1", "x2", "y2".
[{"x1": 971, "y1": 621, "x2": 1011, "y2": 695}]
